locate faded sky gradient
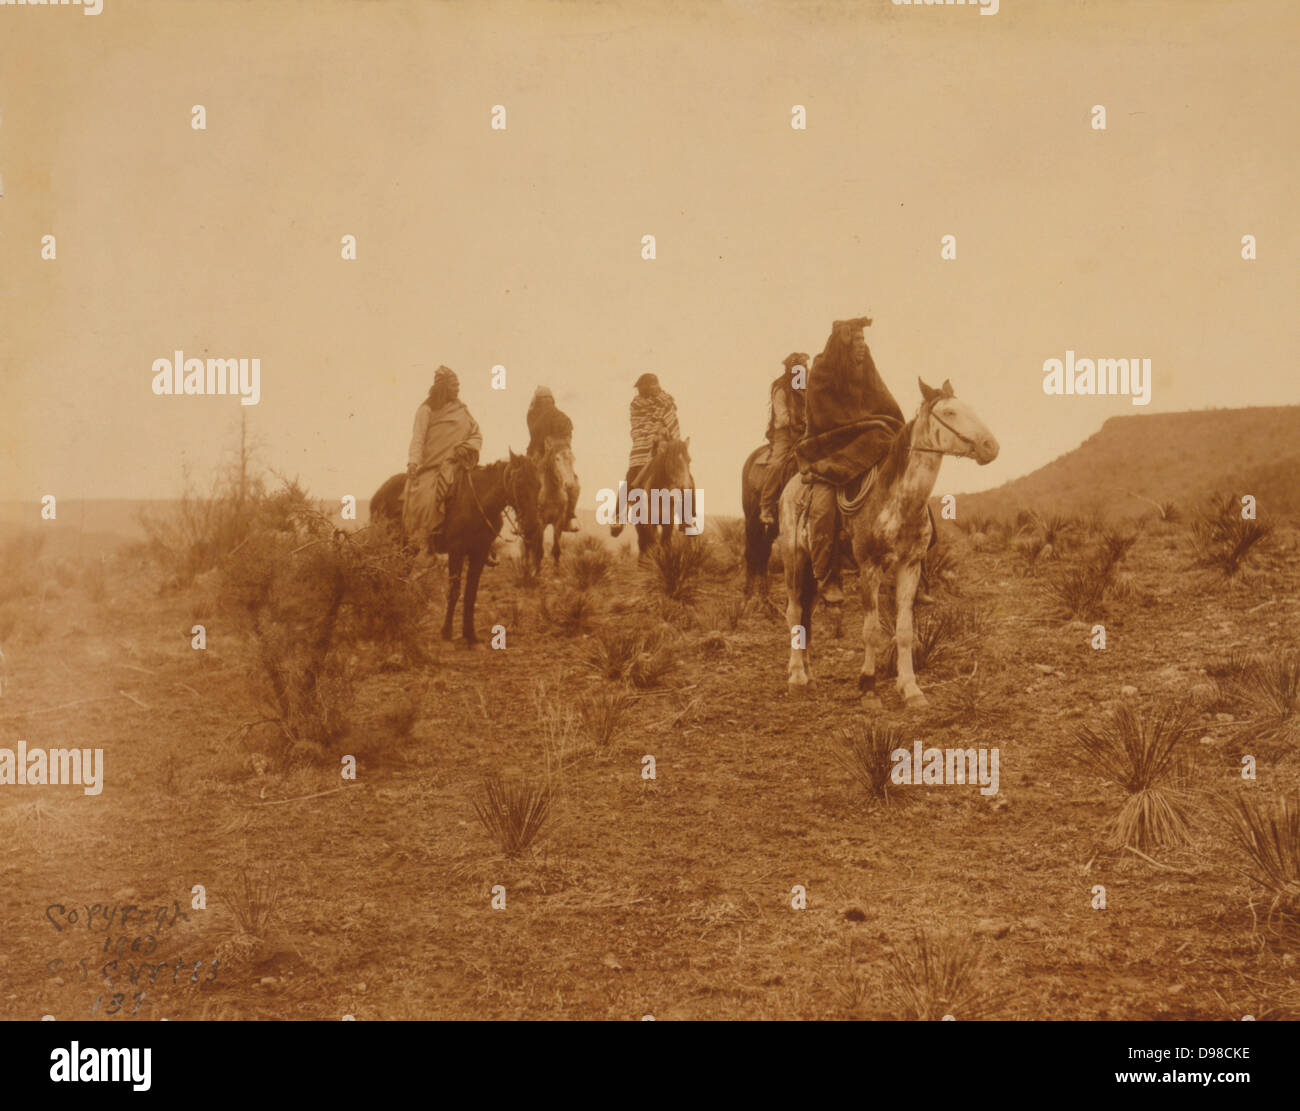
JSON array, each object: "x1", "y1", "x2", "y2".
[{"x1": 2, "y1": 0, "x2": 1296, "y2": 515}]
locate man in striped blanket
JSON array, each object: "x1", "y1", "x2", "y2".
[{"x1": 610, "y1": 373, "x2": 681, "y2": 538}]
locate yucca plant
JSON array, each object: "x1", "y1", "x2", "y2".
[
  {"x1": 1073, "y1": 703, "x2": 1197, "y2": 851},
  {"x1": 879, "y1": 606, "x2": 961, "y2": 677},
  {"x1": 1203, "y1": 649, "x2": 1257, "y2": 712},
  {"x1": 568, "y1": 536, "x2": 613, "y2": 590},
  {"x1": 217, "y1": 866, "x2": 281, "y2": 939},
  {"x1": 472, "y1": 774, "x2": 553, "y2": 857},
  {"x1": 1246, "y1": 652, "x2": 1300, "y2": 721},
  {"x1": 1190, "y1": 497, "x2": 1272, "y2": 577},
  {"x1": 887, "y1": 930, "x2": 999, "y2": 1020},
  {"x1": 921, "y1": 542, "x2": 960, "y2": 594},
  {"x1": 835, "y1": 721, "x2": 906, "y2": 805},
  {"x1": 642, "y1": 534, "x2": 712, "y2": 603},
  {"x1": 1229, "y1": 794, "x2": 1300, "y2": 926},
  {"x1": 579, "y1": 688, "x2": 634, "y2": 752},
  {"x1": 1071, "y1": 701, "x2": 1190, "y2": 852},
  {"x1": 539, "y1": 586, "x2": 595, "y2": 636}
]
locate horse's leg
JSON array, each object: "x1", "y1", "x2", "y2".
[
  {"x1": 857, "y1": 566, "x2": 882, "y2": 708},
  {"x1": 550, "y1": 520, "x2": 561, "y2": 565},
  {"x1": 894, "y1": 559, "x2": 928, "y2": 708},
  {"x1": 782, "y1": 492, "x2": 814, "y2": 694},
  {"x1": 442, "y1": 550, "x2": 464, "y2": 641},
  {"x1": 462, "y1": 551, "x2": 485, "y2": 646}
]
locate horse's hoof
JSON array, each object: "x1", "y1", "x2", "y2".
[
  {"x1": 440, "y1": 629, "x2": 454, "y2": 642},
  {"x1": 463, "y1": 639, "x2": 481, "y2": 651},
  {"x1": 787, "y1": 679, "x2": 810, "y2": 698},
  {"x1": 860, "y1": 692, "x2": 882, "y2": 710},
  {"x1": 904, "y1": 693, "x2": 929, "y2": 711}
]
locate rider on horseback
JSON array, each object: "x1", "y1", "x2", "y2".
[
  {"x1": 526, "y1": 386, "x2": 579, "y2": 532},
  {"x1": 759, "y1": 352, "x2": 810, "y2": 529},
  {"x1": 794, "y1": 318, "x2": 904, "y2": 605},
  {"x1": 405, "y1": 365, "x2": 482, "y2": 548},
  {"x1": 611, "y1": 373, "x2": 681, "y2": 538}
]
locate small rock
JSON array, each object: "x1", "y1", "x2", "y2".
[
  {"x1": 1121, "y1": 685, "x2": 1139, "y2": 697},
  {"x1": 1199, "y1": 735, "x2": 1217, "y2": 745},
  {"x1": 1215, "y1": 712, "x2": 1234, "y2": 723},
  {"x1": 259, "y1": 976, "x2": 277, "y2": 987},
  {"x1": 844, "y1": 908, "x2": 867, "y2": 922},
  {"x1": 601, "y1": 953, "x2": 623, "y2": 971},
  {"x1": 52, "y1": 977, "x2": 65, "y2": 987},
  {"x1": 1033, "y1": 664, "x2": 1055, "y2": 675}
]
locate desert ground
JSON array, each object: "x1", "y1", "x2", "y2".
[{"x1": 2, "y1": 428, "x2": 1299, "y2": 1021}]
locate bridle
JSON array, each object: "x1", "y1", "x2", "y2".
[
  {"x1": 466, "y1": 459, "x2": 528, "y2": 538},
  {"x1": 910, "y1": 402, "x2": 979, "y2": 458}
]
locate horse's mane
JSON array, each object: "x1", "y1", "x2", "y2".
[{"x1": 876, "y1": 417, "x2": 917, "y2": 490}]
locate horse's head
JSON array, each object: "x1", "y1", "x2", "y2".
[
  {"x1": 916, "y1": 379, "x2": 999, "y2": 465},
  {"x1": 505, "y1": 449, "x2": 544, "y2": 538},
  {"x1": 655, "y1": 437, "x2": 694, "y2": 491}
]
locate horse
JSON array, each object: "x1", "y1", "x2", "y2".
[
  {"x1": 779, "y1": 378, "x2": 998, "y2": 706},
  {"x1": 610, "y1": 438, "x2": 696, "y2": 555},
  {"x1": 526, "y1": 438, "x2": 581, "y2": 573},
  {"x1": 369, "y1": 451, "x2": 542, "y2": 645},
  {"x1": 740, "y1": 442, "x2": 795, "y2": 597}
]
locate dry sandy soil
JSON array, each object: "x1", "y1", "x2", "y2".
[{"x1": 1, "y1": 506, "x2": 1298, "y2": 1021}]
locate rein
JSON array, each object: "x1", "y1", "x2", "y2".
[{"x1": 466, "y1": 464, "x2": 505, "y2": 535}]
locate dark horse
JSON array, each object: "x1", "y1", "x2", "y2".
[
  {"x1": 610, "y1": 438, "x2": 697, "y2": 555},
  {"x1": 740, "y1": 443, "x2": 794, "y2": 597},
  {"x1": 370, "y1": 452, "x2": 542, "y2": 645}
]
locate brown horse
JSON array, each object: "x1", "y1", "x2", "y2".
[
  {"x1": 370, "y1": 452, "x2": 542, "y2": 645},
  {"x1": 610, "y1": 438, "x2": 697, "y2": 555},
  {"x1": 526, "y1": 439, "x2": 581, "y2": 573},
  {"x1": 740, "y1": 443, "x2": 795, "y2": 597}
]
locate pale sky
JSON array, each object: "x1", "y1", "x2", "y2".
[{"x1": 2, "y1": 0, "x2": 1296, "y2": 515}]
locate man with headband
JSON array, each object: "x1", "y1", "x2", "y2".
[{"x1": 404, "y1": 365, "x2": 482, "y2": 545}]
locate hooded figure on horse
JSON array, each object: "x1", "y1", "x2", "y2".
[{"x1": 773, "y1": 316, "x2": 1000, "y2": 706}]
